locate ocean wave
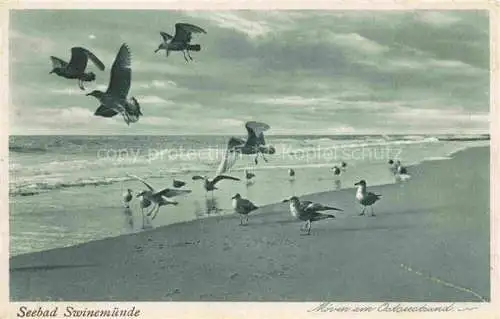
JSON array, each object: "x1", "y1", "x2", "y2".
[
  {"x1": 284, "y1": 137, "x2": 440, "y2": 155},
  {"x1": 9, "y1": 145, "x2": 48, "y2": 153},
  {"x1": 9, "y1": 170, "x2": 199, "y2": 197}
]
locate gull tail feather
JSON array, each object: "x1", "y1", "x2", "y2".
[{"x1": 187, "y1": 44, "x2": 201, "y2": 51}]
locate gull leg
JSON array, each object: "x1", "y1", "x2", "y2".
[
  {"x1": 182, "y1": 51, "x2": 189, "y2": 62},
  {"x1": 78, "y1": 79, "x2": 85, "y2": 90},
  {"x1": 254, "y1": 154, "x2": 259, "y2": 165},
  {"x1": 307, "y1": 220, "x2": 312, "y2": 235},
  {"x1": 141, "y1": 208, "x2": 146, "y2": 229},
  {"x1": 246, "y1": 215, "x2": 249, "y2": 225},
  {"x1": 359, "y1": 207, "x2": 366, "y2": 216},
  {"x1": 239, "y1": 215, "x2": 243, "y2": 226},
  {"x1": 187, "y1": 50, "x2": 193, "y2": 61},
  {"x1": 370, "y1": 206, "x2": 376, "y2": 217},
  {"x1": 151, "y1": 204, "x2": 160, "y2": 220}
]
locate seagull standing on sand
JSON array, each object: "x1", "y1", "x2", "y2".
[
  {"x1": 128, "y1": 174, "x2": 191, "y2": 220},
  {"x1": 354, "y1": 180, "x2": 381, "y2": 216},
  {"x1": 192, "y1": 174, "x2": 240, "y2": 198},
  {"x1": 87, "y1": 44, "x2": 143, "y2": 125},
  {"x1": 123, "y1": 188, "x2": 133, "y2": 208},
  {"x1": 331, "y1": 166, "x2": 341, "y2": 176},
  {"x1": 283, "y1": 196, "x2": 342, "y2": 235},
  {"x1": 173, "y1": 179, "x2": 186, "y2": 188},
  {"x1": 225, "y1": 121, "x2": 276, "y2": 166},
  {"x1": 155, "y1": 23, "x2": 207, "y2": 62},
  {"x1": 245, "y1": 169, "x2": 255, "y2": 182},
  {"x1": 231, "y1": 193, "x2": 259, "y2": 225},
  {"x1": 341, "y1": 161, "x2": 347, "y2": 171},
  {"x1": 388, "y1": 159, "x2": 398, "y2": 175},
  {"x1": 396, "y1": 160, "x2": 408, "y2": 175}
]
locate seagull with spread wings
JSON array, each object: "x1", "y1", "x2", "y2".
[
  {"x1": 218, "y1": 121, "x2": 276, "y2": 175},
  {"x1": 155, "y1": 23, "x2": 207, "y2": 62},
  {"x1": 49, "y1": 47, "x2": 105, "y2": 90},
  {"x1": 86, "y1": 44, "x2": 143, "y2": 125},
  {"x1": 283, "y1": 196, "x2": 343, "y2": 235},
  {"x1": 192, "y1": 174, "x2": 240, "y2": 199},
  {"x1": 127, "y1": 174, "x2": 192, "y2": 220}
]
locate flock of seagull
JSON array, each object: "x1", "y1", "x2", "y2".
[
  {"x1": 49, "y1": 22, "x2": 411, "y2": 235},
  {"x1": 49, "y1": 23, "x2": 207, "y2": 125}
]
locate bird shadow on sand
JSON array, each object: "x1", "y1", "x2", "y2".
[
  {"x1": 10, "y1": 263, "x2": 98, "y2": 273},
  {"x1": 310, "y1": 223, "x2": 416, "y2": 234}
]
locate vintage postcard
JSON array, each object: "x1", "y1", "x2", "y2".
[{"x1": 1, "y1": 0, "x2": 498, "y2": 318}]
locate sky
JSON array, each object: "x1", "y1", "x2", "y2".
[{"x1": 9, "y1": 10, "x2": 490, "y2": 135}]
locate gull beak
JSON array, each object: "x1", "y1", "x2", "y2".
[
  {"x1": 49, "y1": 70, "x2": 54, "y2": 74},
  {"x1": 354, "y1": 182, "x2": 360, "y2": 186},
  {"x1": 282, "y1": 199, "x2": 290, "y2": 203},
  {"x1": 86, "y1": 92, "x2": 92, "y2": 96},
  {"x1": 154, "y1": 48, "x2": 159, "y2": 53},
  {"x1": 231, "y1": 195, "x2": 237, "y2": 199}
]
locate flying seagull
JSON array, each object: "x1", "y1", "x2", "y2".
[
  {"x1": 231, "y1": 193, "x2": 259, "y2": 225},
  {"x1": 87, "y1": 43, "x2": 143, "y2": 125},
  {"x1": 192, "y1": 174, "x2": 240, "y2": 199},
  {"x1": 354, "y1": 180, "x2": 381, "y2": 217},
  {"x1": 283, "y1": 196, "x2": 342, "y2": 235},
  {"x1": 49, "y1": 47, "x2": 105, "y2": 90},
  {"x1": 127, "y1": 174, "x2": 191, "y2": 220},
  {"x1": 225, "y1": 121, "x2": 276, "y2": 167},
  {"x1": 155, "y1": 23, "x2": 207, "y2": 62}
]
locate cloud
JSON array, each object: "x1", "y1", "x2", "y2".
[
  {"x1": 186, "y1": 11, "x2": 272, "y2": 38},
  {"x1": 137, "y1": 95, "x2": 173, "y2": 105},
  {"x1": 416, "y1": 12, "x2": 462, "y2": 27},
  {"x1": 329, "y1": 33, "x2": 389, "y2": 55},
  {"x1": 257, "y1": 96, "x2": 329, "y2": 106}
]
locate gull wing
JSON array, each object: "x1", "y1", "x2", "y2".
[
  {"x1": 240, "y1": 198, "x2": 258, "y2": 211},
  {"x1": 154, "y1": 188, "x2": 192, "y2": 198},
  {"x1": 127, "y1": 174, "x2": 155, "y2": 192},
  {"x1": 245, "y1": 121, "x2": 271, "y2": 146},
  {"x1": 160, "y1": 31, "x2": 174, "y2": 42},
  {"x1": 50, "y1": 56, "x2": 68, "y2": 69},
  {"x1": 68, "y1": 47, "x2": 89, "y2": 74},
  {"x1": 212, "y1": 175, "x2": 240, "y2": 185},
  {"x1": 216, "y1": 139, "x2": 242, "y2": 175},
  {"x1": 79, "y1": 47, "x2": 105, "y2": 71},
  {"x1": 94, "y1": 105, "x2": 119, "y2": 117},
  {"x1": 106, "y1": 43, "x2": 131, "y2": 100},
  {"x1": 304, "y1": 202, "x2": 343, "y2": 213},
  {"x1": 173, "y1": 23, "x2": 207, "y2": 43},
  {"x1": 192, "y1": 175, "x2": 207, "y2": 181}
]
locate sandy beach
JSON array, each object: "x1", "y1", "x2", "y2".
[{"x1": 10, "y1": 146, "x2": 490, "y2": 302}]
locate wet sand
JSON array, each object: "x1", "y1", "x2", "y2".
[{"x1": 10, "y1": 146, "x2": 490, "y2": 302}]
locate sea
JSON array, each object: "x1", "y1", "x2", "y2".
[{"x1": 9, "y1": 134, "x2": 490, "y2": 256}]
